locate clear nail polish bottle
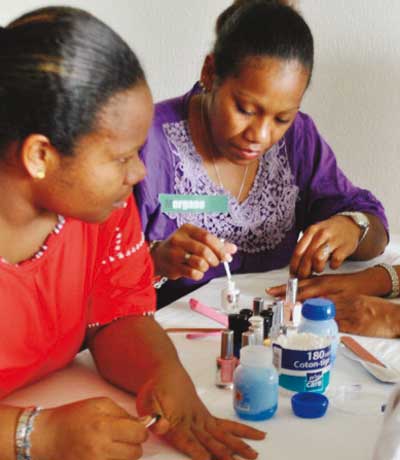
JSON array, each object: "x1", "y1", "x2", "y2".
[{"x1": 221, "y1": 280, "x2": 240, "y2": 313}]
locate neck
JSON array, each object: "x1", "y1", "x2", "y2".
[{"x1": 0, "y1": 165, "x2": 51, "y2": 228}]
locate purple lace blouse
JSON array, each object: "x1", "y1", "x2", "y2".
[{"x1": 135, "y1": 84, "x2": 388, "y2": 308}]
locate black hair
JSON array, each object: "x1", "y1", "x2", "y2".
[
  {"x1": 0, "y1": 7, "x2": 145, "y2": 156},
  {"x1": 213, "y1": 0, "x2": 313, "y2": 82}
]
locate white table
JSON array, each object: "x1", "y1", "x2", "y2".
[{"x1": 4, "y1": 241, "x2": 400, "y2": 460}]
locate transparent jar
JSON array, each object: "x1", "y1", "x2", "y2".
[{"x1": 233, "y1": 345, "x2": 278, "y2": 421}]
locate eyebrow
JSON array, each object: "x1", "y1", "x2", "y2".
[{"x1": 235, "y1": 91, "x2": 300, "y2": 113}]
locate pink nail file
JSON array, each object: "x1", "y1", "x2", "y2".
[
  {"x1": 189, "y1": 298, "x2": 229, "y2": 327},
  {"x1": 186, "y1": 331, "x2": 222, "y2": 339}
]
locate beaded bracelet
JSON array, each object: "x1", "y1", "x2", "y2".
[
  {"x1": 15, "y1": 406, "x2": 42, "y2": 460},
  {"x1": 375, "y1": 263, "x2": 400, "y2": 298}
]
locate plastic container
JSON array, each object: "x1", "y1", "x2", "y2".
[
  {"x1": 291, "y1": 392, "x2": 329, "y2": 418},
  {"x1": 273, "y1": 332, "x2": 331, "y2": 393},
  {"x1": 298, "y1": 298, "x2": 339, "y2": 363},
  {"x1": 233, "y1": 345, "x2": 278, "y2": 421}
]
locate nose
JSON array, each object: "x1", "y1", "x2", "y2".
[
  {"x1": 124, "y1": 156, "x2": 147, "y2": 186},
  {"x1": 244, "y1": 117, "x2": 272, "y2": 145}
]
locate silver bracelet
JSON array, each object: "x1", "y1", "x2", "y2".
[
  {"x1": 375, "y1": 263, "x2": 400, "y2": 298},
  {"x1": 153, "y1": 276, "x2": 168, "y2": 289},
  {"x1": 15, "y1": 406, "x2": 42, "y2": 460}
]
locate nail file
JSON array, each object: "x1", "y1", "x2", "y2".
[
  {"x1": 186, "y1": 331, "x2": 222, "y2": 339},
  {"x1": 165, "y1": 327, "x2": 224, "y2": 333},
  {"x1": 189, "y1": 298, "x2": 229, "y2": 327},
  {"x1": 340, "y1": 336, "x2": 386, "y2": 368}
]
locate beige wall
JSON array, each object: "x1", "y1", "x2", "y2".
[{"x1": 2, "y1": 1, "x2": 399, "y2": 232}]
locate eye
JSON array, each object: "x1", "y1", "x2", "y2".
[
  {"x1": 236, "y1": 102, "x2": 256, "y2": 116},
  {"x1": 276, "y1": 117, "x2": 291, "y2": 125}
]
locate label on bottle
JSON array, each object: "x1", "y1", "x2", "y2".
[{"x1": 273, "y1": 344, "x2": 331, "y2": 393}]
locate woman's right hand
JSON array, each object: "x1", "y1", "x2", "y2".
[
  {"x1": 151, "y1": 224, "x2": 237, "y2": 280},
  {"x1": 32, "y1": 397, "x2": 149, "y2": 460}
]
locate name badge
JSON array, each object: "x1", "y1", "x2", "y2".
[{"x1": 159, "y1": 194, "x2": 228, "y2": 213}]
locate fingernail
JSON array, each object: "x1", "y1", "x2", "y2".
[
  {"x1": 225, "y1": 254, "x2": 233, "y2": 263},
  {"x1": 139, "y1": 413, "x2": 161, "y2": 428}
]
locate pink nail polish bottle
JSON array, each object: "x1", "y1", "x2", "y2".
[{"x1": 216, "y1": 330, "x2": 237, "y2": 389}]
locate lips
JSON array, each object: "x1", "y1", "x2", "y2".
[{"x1": 231, "y1": 144, "x2": 262, "y2": 160}]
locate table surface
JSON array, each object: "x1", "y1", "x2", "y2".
[{"x1": 4, "y1": 241, "x2": 400, "y2": 460}]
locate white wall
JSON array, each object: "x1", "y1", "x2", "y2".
[{"x1": 2, "y1": 1, "x2": 399, "y2": 232}]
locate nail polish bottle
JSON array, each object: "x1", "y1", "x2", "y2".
[
  {"x1": 228, "y1": 313, "x2": 250, "y2": 359},
  {"x1": 285, "y1": 278, "x2": 302, "y2": 327},
  {"x1": 241, "y1": 330, "x2": 255, "y2": 349},
  {"x1": 221, "y1": 280, "x2": 240, "y2": 313},
  {"x1": 249, "y1": 315, "x2": 264, "y2": 345},
  {"x1": 248, "y1": 297, "x2": 265, "y2": 345},
  {"x1": 216, "y1": 330, "x2": 237, "y2": 389},
  {"x1": 270, "y1": 300, "x2": 286, "y2": 341},
  {"x1": 252, "y1": 297, "x2": 264, "y2": 316},
  {"x1": 260, "y1": 307, "x2": 274, "y2": 338}
]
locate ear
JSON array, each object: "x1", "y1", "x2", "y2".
[
  {"x1": 20, "y1": 134, "x2": 59, "y2": 180},
  {"x1": 200, "y1": 54, "x2": 217, "y2": 92}
]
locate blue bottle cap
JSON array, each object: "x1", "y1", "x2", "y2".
[
  {"x1": 301, "y1": 298, "x2": 336, "y2": 320},
  {"x1": 291, "y1": 392, "x2": 329, "y2": 419}
]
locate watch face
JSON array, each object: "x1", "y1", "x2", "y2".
[{"x1": 353, "y1": 212, "x2": 369, "y2": 229}]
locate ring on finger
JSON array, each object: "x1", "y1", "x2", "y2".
[
  {"x1": 184, "y1": 252, "x2": 191, "y2": 263},
  {"x1": 321, "y1": 243, "x2": 331, "y2": 259}
]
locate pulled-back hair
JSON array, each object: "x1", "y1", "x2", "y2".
[
  {"x1": 0, "y1": 7, "x2": 145, "y2": 156},
  {"x1": 213, "y1": 0, "x2": 313, "y2": 82}
]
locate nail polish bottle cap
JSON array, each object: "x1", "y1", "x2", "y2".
[
  {"x1": 220, "y1": 330, "x2": 234, "y2": 359},
  {"x1": 240, "y1": 345, "x2": 271, "y2": 367},
  {"x1": 252, "y1": 297, "x2": 264, "y2": 315}
]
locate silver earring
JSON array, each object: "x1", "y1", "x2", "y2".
[{"x1": 199, "y1": 80, "x2": 207, "y2": 93}]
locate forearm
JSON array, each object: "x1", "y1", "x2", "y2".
[
  {"x1": 0, "y1": 405, "x2": 23, "y2": 460},
  {"x1": 351, "y1": 213, "x2": 388, "y2": 260},
  {"x1": 88, "y1": 315, "x2": 183, "y2": 393}
]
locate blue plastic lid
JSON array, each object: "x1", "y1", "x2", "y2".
[
  {"x1": 291, "y1": 392, "x2": 329, "y2": 419},
  {"x1": 301, "y1": 298, "x2": 336, "y2": 321}
]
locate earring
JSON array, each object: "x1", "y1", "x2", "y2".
[
  {"x1": 199, "y1": 80, "x2": 207, "y2": 93},
  {"x1": 36, "y1": 170, "x2": 45, "y2": 180}
]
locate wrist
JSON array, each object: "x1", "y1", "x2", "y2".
[{"x1": 358, "y1": 266, "x2": 393, "y2": 297}]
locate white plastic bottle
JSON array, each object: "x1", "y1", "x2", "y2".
[{"x1": 297, "y1": 298, "x2": 339, "y2": 364}]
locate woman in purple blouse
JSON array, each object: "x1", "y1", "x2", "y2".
[{"x1": 135, "y1": 0, "x2": 388, "y2": 308}]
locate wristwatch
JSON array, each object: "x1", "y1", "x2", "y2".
[{"x1": 336, "y1": 211, "x2": 370, "y2": 243}]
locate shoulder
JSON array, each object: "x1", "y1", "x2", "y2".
[
  {"x1": 152, "y1": 83, "x2": 198, "y2": 127},
  {"x1": 285, "y1": 111, "x2": 319, "y2": 143}
]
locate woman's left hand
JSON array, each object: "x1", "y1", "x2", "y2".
[
  {"x1": 329, "y1": 293, "x2": 400, "y2": 338},
  {"x1": 289, "y1": 215, "x2": 362, "y2": 279},
  {"x1": 267, "y1": 267, "x2": 385, "y2": 301},
  {"x1": 136, "y1": 364, "x2": 266, "y2": 460}
]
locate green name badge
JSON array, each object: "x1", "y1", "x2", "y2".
[{"x1": 159, "y1": 194, "x2": 228, "y2": 213}]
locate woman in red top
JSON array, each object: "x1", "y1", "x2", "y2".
[{"x1": 0, "y1": 7, "x2": 264, "y2": 460}]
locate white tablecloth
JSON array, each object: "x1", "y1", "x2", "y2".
[{"x1": 4, "y1": 239, "x2": 400, "y2": 459}]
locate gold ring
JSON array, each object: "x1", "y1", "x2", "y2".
[{"x1": 184, "y1": 252, "x2": 191, "y2": 262}]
